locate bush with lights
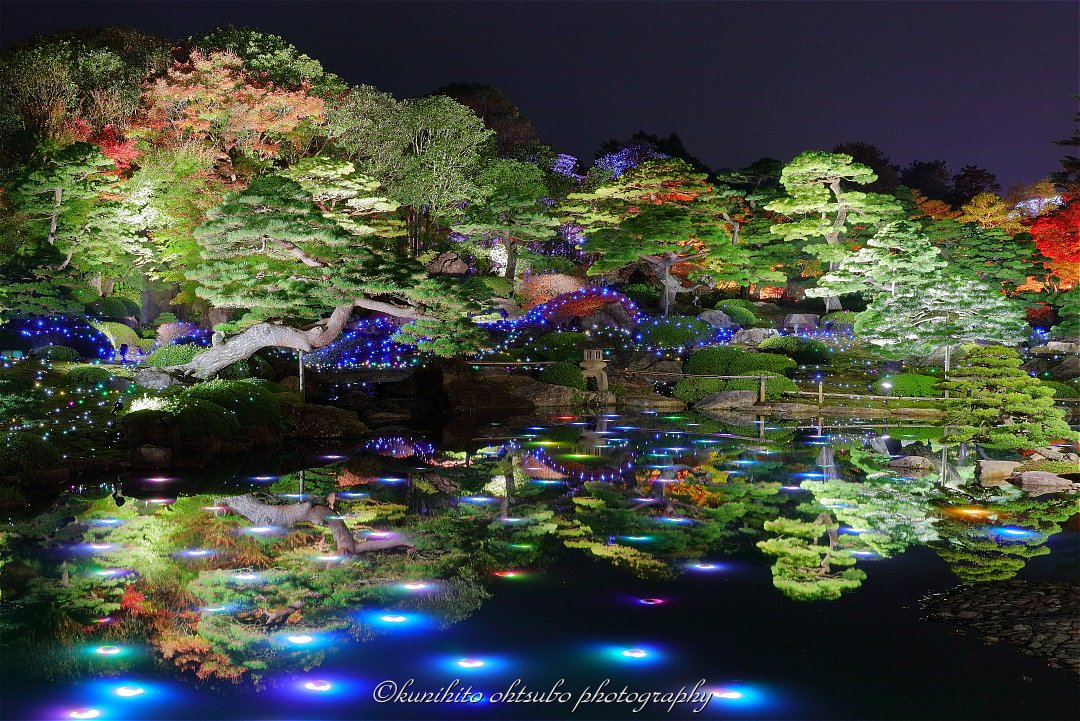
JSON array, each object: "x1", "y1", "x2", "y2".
[
  {"x1": 633, "y1": 316, "x2": 715, "y2": 350},
  {"x1": 64, "y1": 365, "x2": 115, "y2": 386},
  {"x1": 35, "y1": 345, "x2": 81, "y2": 361},
  {"x1": 179, "y1": 379, "x2": 282, "y2": 428},
  {"x1": 158, "y1": 396, "x2": 242, "y2": 439},
  {"x1": 0, "y1": 432, "x2": 62, "y2": 476},
  {"x1": 673, "y1": 371, "x2": 796, "y2": 403},
  {"x1": 757, "y1": 335, "x2": 830, "y2": 365}
]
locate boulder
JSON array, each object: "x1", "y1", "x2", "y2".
[
  {"x1": 697, "y1": 310, "x2": 736, "y2": 329},
  {"x1": 617, "y1": 394, "x2": 687, "y2": 411},
  {"x1": 134, "y1": 367, "x2": 179, "y2": 390},
  {"x1": 751, "y1": 301, "x2": 783, "y2": 313},
  {"x1": 491, "y1": 376, "x2": 579, "y2": 407},
  {"x1": 1045, "y1": 340, "x2": 1080, "y2": 355},
  {"x1": 1047, "y1": 355, "x2": 1080, "y2": 381},
  {"x1": 129, "y1": 444, "x2": 172, "y2": 469},
  {"x1": 731, "y1": 328, "x2": 780, "y2": 346},
  {"x1": 281, "y1": 401, "x2": 368, "y2": 439},
  {"x1": 782, "y1": 313, "x2": 820, "y2": 331},
  {"x1": 1029, "y1": 447, "x2": 1079, "y2": 463},
  {"x1": 888, "y1": 455, "x2": 936, "y2": 473},
  {"x1": 759, "y1": 402, "x2": 821, "y2": 418},
  {"x1": 425, "y1": 251, "x2": 469, "y2": 275},
  {"x1": 694, "y1": 390, "x2": 758, "y2": 411},
  {"x1": 1012, "y1": 471, "x2": 1079, "y2": 495},
  {"x1": 975, "y1": 460, "x2": 1021, "y2": 486}
]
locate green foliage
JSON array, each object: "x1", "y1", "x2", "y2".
[
  {"x1": 0, "y1": 432, "x2": 61, "y2": 474},
  {"x1": 1040, "y1": 380, "x2": 1079, "y2": 399},
  {"x1": 635, "y1": 316, "x2": 714, "y2": 349},
  {"x1": 715, "y1": 301, "x2": 758, "y2": 327},
  {"x1": 673, "y1": 371, "x2": 795, "y2": 403},
  {"x1": 539, "y1": 362, "x2": 587, "y2": 390},
  {"x1": 189, "y1": 26, "x2": 344, "y2": 95},
  {"x1": 683, "y1": 346, "x2": 745, "y2": 375},
  {"x1": 822, "y1": 311, "x2": 857, "y2": 328},
  {"x1": 90, "y1": 320, "x2": 150, "y2": 352},
  {"x1": 939, "y1": 345, "x2": 1076, "y2": 447},
  {"x1": 874, "y1": 373, "x2": 939, "y2": 398},
  {"x1": 730, "y1": 352, "x2": 798, "y2": 377},
  {"x1": 619, "y1": 283, "x2": 661, "y2": 307},
  {"x1": 461, "y1": 275, "x2": 514, "y2": 301},
  {"x1": 531, "y1": 331, "x2": 587, "y2": 362},
  {"x1": 35, "y1": 345, "x2": 80, "y2": 361},
  {"x1": 64, "y1": 364, "x2": 113, "y2": 386},
  {"x1": 159, "y1": 396, "x2": 240, "y2": 439},
  {"x1": 757, "y1": 335, "x2": 830, "y2": 364},
  {"x1": 179, "y1": 379, "x2": 281, "y2": 427},
  {"x1": 86, "y1": 296, "x2": 132, "y2": 317},
  {"x1": 143, "y1": 343, "x2": 206, "y2": 367}
]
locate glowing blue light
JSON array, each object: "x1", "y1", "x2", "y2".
[
  {"x1": 115, "y1": 685, "x2": 144, "y2": 697},
  {"x1": 95, "y1": 645, "x2": 123, "y2": 655},
  {"x1": 304, "y1": 680, "x2": 333, "y2": 692},
  {"x1": 637, "y1": 598, "x2": 665, "y2": 605},
  {"x1": 988, "y1": 526, "x2": 1039, "y2": 539},
  {"x1": 68, "y1": 709, "x2": 101, "y2": 719}
]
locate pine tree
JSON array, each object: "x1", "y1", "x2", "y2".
[
  {"x1": 807, "y1": 220, "x2": 945, "y2": 299},
  {"x1": 766, "y1": 151, "x2": 903, "y2": 310},
  {"x1": 938, "y1": 345, "x2": 1076, "y2": 446}
]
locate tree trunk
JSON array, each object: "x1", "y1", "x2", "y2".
[
  {"x1": 503, "y1": 236, "x2": 517, "y2": 280},
  {"x1": 221, "y1": 493, "x2": 414, "y2": 556},
  {"x1": 156, "y1": 299, "x2": 433, "y2": 379},
  {"x1": 47, "y1": 187, "x2": 61, "y2": 245}
]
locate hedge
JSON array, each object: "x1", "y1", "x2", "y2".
[
  {"x1": 757, "y1": 335, "x2": 830, "y2": 365},
  {"x1": 874, "y1": 373, "x2": 940, "y2": 398},
  {"x1": 540, "y1": 361, "x2": 587, "y2": 390},
  {"x1": 143, "y1": 343, "x2": 206, "y2": 367},
  {"x1": 634, "y1": 316, "x2": 715, "y2": 349},
  {"x1": 180, "y1": 379, "x2": 281, "y2": 427}
]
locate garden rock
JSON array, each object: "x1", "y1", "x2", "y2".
[
  {"x1": 281, "y1": 401, "x2": 368, "y2": 439},
  {"x1": 888, "y1": 455, "x2": 936, "y2": 473},
  {"x1": 617, "y1": 393, "x2": 687, "y2": 411},
  {"x1": 134, "y1": 367, "x2": 180, "y2": 390},
  {"x1": 582, "y1": 302, "x2": 636, "y2": 331},
  {"x1": 975, "y1": 460, "x2": 1020, "y2": 486},
  {"x1": 696, "y1": 310, "x2": 735, "y2": 329},
  {"x1": 129, "y1": 444, "x2": 172, "y2": 469},
  {"x1": 489, "y1": 375, "x2": 578, "y2": 407},
  {"x1": 731, "y1": 328, "x2": 780, "y2": 346},
  {"x1": 425, "y1": 251, "x2": 469, "y2": 275},
  {"x1": 782, "y1": 313, "x2": 820, "y2": 331},
  {"x1": 1045, "y1": 341, "x2": 1080, "y2": 354},
  {"x1": 1047, "y1": 355, "x2": 1080, "y2": 380},
  {"x1": 1011, "y1": 471, "x2": 1079, "y2": 495},
  {"x1": 694, "y1": 390, "x2": 758, "y2": 411},
  {"x1": 751, "y1": 301, "x2": 783, "y2": 313}
]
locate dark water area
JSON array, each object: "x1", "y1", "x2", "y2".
[{"x1": 2, "y1": 412, "x2": 1078, "y2": 721}]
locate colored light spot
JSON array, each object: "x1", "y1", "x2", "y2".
[
  {"x1": 380, "y1": 615, "x2": 407, "y2": 623},
  {"x1": 304, "y1": 680, "x2": 333, "y2": 692},
  {"x1": 88, "y1": 543, "x2": 113, "y2": 550},
  {"x1": 712, "y1": 690, "x2": 743, "y2": 699},
  {"x1": 457, "y1": 658, "x2": 485, "y2": 668},
  {"x1": 232, "y1": 572, "x2": 259, "y2": 581},
  {"x1": 244, "y1": 526, "x2": 277, "y2": 534},
  {"x1": 202, "y1": 505, "x2": 227, "y2": 511},
  {"x1": 94, "y1": 518, "x2": 121, "y2": 526},
  {"x1": 184, "y1": 549, "x2": 212, "y2": 557},
  {"x1": 115, "y1": 685, "x2": 144, "y2": 697},
  {"x1": 402, "y1": 582, "x2": 428, "y2": 590},
  {"x1": 253, "y1": 476, "x2": 276, "y2": 481},
  {"x1": 493, "y1": 570, "x2": 519, "y2": 577},
  {"x1": 315, "y1": 554, "x2": 343, "y2": 562},
  {"x1": 638, "y1": 598, "x2": 665, "y2": 605},
  {"x1": 69, "y1": 710, "x2": 100, "y2": 719},
  {"x1": 202, "y1": 606, "x2": 228, "y2": 613},
  {"x1": 288, "y1": 634, "x2": 314, "y2": 644},
  {"x1": 96, "y1": 645, "x2": 121, "y2": 655},
  {"x1": 621, "y1": 648, "x2": 648, "y2": 658}
]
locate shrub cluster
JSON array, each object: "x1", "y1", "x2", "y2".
[
  {"x1": 634, "y1": 316, "x2": 715, "y2": 349},
  {"x1": 757, "y1": 335, "x2": 830, "y2": 365},
  {"x1": 35, "y1": 345, "x2": 80, "y2": 361},
  {"x1": 673, "y1": 371, "x2": 796, "y2": 403},
  {"x1": 714, "y1": 300, "x2": 761, "y2": 327},
  {"x1": 65, "y1": 365, "x2": 114, "y2": 386},
  {"x1": 540, "y1": 361, "x2": 587, "y2": 390},
  {"x1": 179, "y1": 378, "x2": 281, "y2": 427},
  {"x1": 160, "y1": 396, "x2": 242, "y2": 439},
  {"x1": 531, "y1": 331, "x2": 587, "y2": 362},
  {"x1": 143, "y1": 343, "x2": 206, "y2": 367},
  {"x1": 874, "y1": 373, "x2": 939, "y2": 398}
]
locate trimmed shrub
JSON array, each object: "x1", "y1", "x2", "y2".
[
  {"x1": 1040, "y1": 380, "x2": 1079, "y2": 399},
  {"x1": 160, "y1": 396, "x2": 240, "y2": 439},
  {"x1": 717, "y1": 302, "x2": 760, "y2": 325},
  {"x1": 683, "y1": 346, "x2": 745, "y2": 375},
  {"x1": 36, "y1": 345, "x2": 80, "y2": 361},
  {"x1": 532, "y1": 331, "x2": 587, "y2": 362},
  {"x1": 0, "y1": 432, "x2": 61, "y2": 474},
  {"x1": 462, "y1": 275, "x2": 514, "y2": 301},
  {"x1": 65, "y1": 365, "x2": 114, "y2": 386},
  {"x1": 238, "y1": 377, "x2": 287, "y2": 394},
  {"x1": 730, "y1": 352, "x2": 798, "y2": 377},
  {"x1": 673, "y1": 371, "x2": 796, "y2": 403},
  {"x1": 539, "y1": 361, "x2": 587, "y2": 390},
  {"x1": 91, "y1": 320, "x2": 152, "y2": 353},
  {"x1": 620, "y1": 283, "x2": 662, "y2": 308},
  {"x1": 180, "y1": 379, "x2": 281, "y2": 427},
  {"x1": 874, "y1": 373, "x2": 939, "y2": 398},
  {"x1": 635, "y1": 316, "x2": 715, "y2": 349},
  {"x1": 822, "y1": 311, "x2": 858, "y2": 329},
  {"x1": 143, "y1": 343, "x2": 206, "y2": 367},
  {"x1": 87, "y1": 296, "x2": 131, "y2": 318},
  {"x1": 757, "y1": 335, "x2": 830, "y2": 365},
  {"x1": 153, "y1": 312, "x2": 178, "y2": 325}
]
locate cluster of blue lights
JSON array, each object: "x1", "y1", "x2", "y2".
[
  {"x1": 305, "y1": 317, "x2": 419, "y2": 369},
  {"x1": 14, "y1": 316, "x2": 113, "y2": 359},
  {"x1": 483, "y1": 287, "x2": 643, "y2": 334},
  {"x1": 362, "y1": 435, "x2": 436, "y2": 459}
]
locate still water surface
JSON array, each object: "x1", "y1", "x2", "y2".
[{"x1": 2, "y1": 412, "x2": 1077, "y2": 720}]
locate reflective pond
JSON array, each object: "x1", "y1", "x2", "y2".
[{"x1": 2, "y1": 412, "x2": 1078, "y2": 720}]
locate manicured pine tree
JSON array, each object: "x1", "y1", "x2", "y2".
[
  {"x1": 937, "y1": 345, "x2": 1075, "y2": 446},
  {"x1": 766, "y1": 151, "x2": 903, "y2": 310},
  {"x1": 453, "y1": 158, "x2": 560, "y2": 279},
  {"x1": 756, "y1": 513, "x2": 868, "y2": 601}
]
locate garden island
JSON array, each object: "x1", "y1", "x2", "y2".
[{"x1": 0, "y1": 16, "x2": 1077, "y2": 721}]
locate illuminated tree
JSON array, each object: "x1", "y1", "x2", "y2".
[
  {"x1": 133, "y1": 50, "x2": 325, "y2": 163},
  {"x1": 453, "y1": 159, "x2": 560, "y2": 279},
  {"x1": 924, "y1": 218, "x2": 1048, "y2": 294},
  {"x1": 766, "y1": 151, "x2": 902, "y2": 310},
  {"x1": 808, "y1": 220, "x2": 945, "y2": 300},
  {"x1": 1029, "y1": 197, "x2": 1080, "y2": 267},
  {"x1": 166, "y1": 175, "x2": 475, "y2": 377},
  {"x1": 756, "y1": 514, "x2": 867, "y2": 601},
  {"x1": 938, "y1": 345, "x2": 1075, "y2": 446},
  {"x1": 955, "y1": 192, "x2": 1022, "y2": 234},
  {"x1": 854, "y1": 277, "x2": 1028, "y2": 359}
]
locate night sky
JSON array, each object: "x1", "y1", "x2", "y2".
[{"x1": 2, "y1": 1, "x2": 1077, "y2": 187}]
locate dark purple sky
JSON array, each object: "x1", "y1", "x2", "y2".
[{"x1": 3, "y1": 1, "x2": 1077, "y2": 186}]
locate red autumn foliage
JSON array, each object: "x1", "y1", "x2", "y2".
[
  {"x1": 1025, "y1": 303, "x2": 1055, "y2": 328},
  {"x1": 1030, "y1": 197, "x2": 1080, "y2": 268},
  {"x1": 92, "y1": 124, "x2": 140, "y2": 173},
  {"x1": 519, "y1": 273, "x2": 588, "y2": 310}
]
